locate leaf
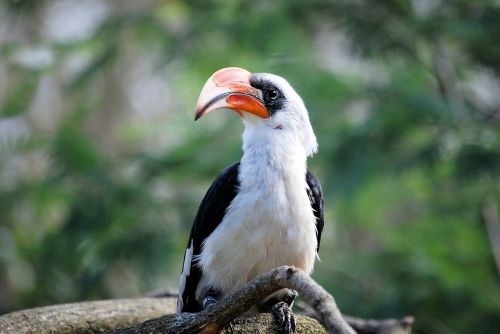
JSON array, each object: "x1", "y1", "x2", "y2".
[{"x1": 0, "y1": 72, "x2": 38, "y2": 118}]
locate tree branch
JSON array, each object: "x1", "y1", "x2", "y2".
[
  {"x1": 0, "y1": 297, "x2": 176, "y2": 334},
  {"x1": 107, "y1": 266, "x2": 355, "y2": 334},
  {"x1": 482, "y1": 197, "x2": 500, "y2": 277},
  {"x1": 342, "y1": 315, "x2": 414, "y2": 334},
  {"x1": 0, "y1": 266, "x2": 414, "y2": 334}
]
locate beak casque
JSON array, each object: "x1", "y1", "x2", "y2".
[{"x1": 194, "y1": 67, "x2": 269, "y2": 121}]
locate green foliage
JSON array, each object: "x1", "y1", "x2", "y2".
[{"x1": 1, "y1": 1, "x2": 499, "y2": 333}]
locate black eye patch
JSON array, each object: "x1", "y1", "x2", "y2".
[{"x1": 250, "y1": 78, "x2": 286, "y2": 115}]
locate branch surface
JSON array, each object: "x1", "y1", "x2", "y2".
[
  {"x1": 0, "y1": 297, "x2": 176, "y2": 334},
  {"x1": 108, "y1": 266, "x2": 355, "y2": 334},
  {"x1": 0, "y1": 266, "x2": 414, "y2": 334}
]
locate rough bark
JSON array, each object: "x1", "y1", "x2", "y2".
[
  {"x1": 0, "y1": 266, "x2": 414, "y2": 334},
  {"x1": 106, "y1": 266, "x2": 355, "y2": 334},
  {"x1": 0, "y1": 297, "x2": 176, "y2": 334}
]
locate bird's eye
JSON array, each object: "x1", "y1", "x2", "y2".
[{"x1": 267, "y1": 89, "x2": 279, "y2": 100}]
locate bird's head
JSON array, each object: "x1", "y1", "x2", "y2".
[{"x1": 195, "y1": 67, "x2": 318, "y2": 157}]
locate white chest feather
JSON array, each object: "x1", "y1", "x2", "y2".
[{"x1": 198, "y1": 128, "x2": 318, "y2": 296}]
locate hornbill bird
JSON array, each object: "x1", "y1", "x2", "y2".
[{"x1": 177, "y1": 67, "x2": 324, "y2": 334}]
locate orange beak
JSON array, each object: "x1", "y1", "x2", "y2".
[{"x1": 194, "y1": 67, "x2": 270, "y2": 121}]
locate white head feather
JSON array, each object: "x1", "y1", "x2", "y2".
[{"x1": 241, "y1": 73, "x2": 318, "y2": 158}]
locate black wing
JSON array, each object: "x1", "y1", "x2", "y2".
[
  {"x1": 178, "y1": 162, "x2": 240, "y2": 312},
  {"x1": 306, "y1": 170, "x2": 324, "y2": 252}
]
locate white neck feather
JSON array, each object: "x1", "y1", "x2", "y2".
[{"x1": 240, "y1": 125, "x2": 307, "y2": 187}]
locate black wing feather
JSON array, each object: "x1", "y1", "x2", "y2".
[
  {"x1": 306, "y1": 170, "x2": 324, "y2": 252},
  {"x1": 179, "y1": 162, "x2": 240, "y2": 312},
  {"x1": 179, "y1": 165, "x2": 323, "y2": 311}
]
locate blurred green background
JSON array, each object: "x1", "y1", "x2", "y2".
[{"x1": 1, "y1": 0, "x2": 500, "y2": 333}]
